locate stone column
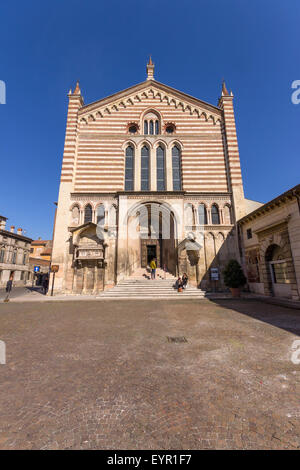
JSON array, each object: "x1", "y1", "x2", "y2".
[{"x1": 207, "y1": 209, "x2": 212, "y2": 225}]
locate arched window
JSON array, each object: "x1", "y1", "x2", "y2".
[
  {"x1": 96, "y1": 204, "x2": 105, "y2": 226},
  {"x1": 185, "y1": 203, "x2": 194, "y2": 225},
  {"x1": 172, "y1": 146, "x2": 182, "y2": 190},
  {"x1": 211, "y1": 204, "x2": 220, "y2": 224},
  {"x1": 143, "y1": 111, "x2": 160, "y2": 135},
  {"x1": 141, "y1": 145, "x2": 150, "y2": 191},
  {"x1": 155, "y1": 120, "x2": 159, "y2": 135},
  {"x1": 198, "y1": 204, "x2": 207, "y2": 225},
  {"x1": 149, "y1": 120, "x2": 154, "y2": 135},
  {"x1": 125, "y1": 145, "x2": 134, "y2": 191},
  {"x1": 84, "y1": 204, "x2": 93, "y2": 223},
  {"x1": 71, "y1": 205, "x2": 80, "y2": 226},
  {"x1": 109, "y1": 205, "x2": 117, "y2": 226},
  {"x1": 12, "y1": 251, "x2": 17, "y2": 264},
  {"x1": 156, "y1": 146, "x2": 165, "y2": 191},
  {"x1": 223, "y1": 205, "x2": 232, "y2": 224}
]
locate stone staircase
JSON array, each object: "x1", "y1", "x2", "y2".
[{"x1": 97, "y1": 268, "x2": 207, "y2": 299}]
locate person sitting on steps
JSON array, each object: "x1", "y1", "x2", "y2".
[
  {"x1": 182, "y1": 273, "x2": 188, "y2": 289},
  {"x1": 175, "y1": 277, "x2": 183, "y2": 291}
]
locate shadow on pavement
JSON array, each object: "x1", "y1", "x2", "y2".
[
  {"x1": 207, "y1": 297, "x2": 300, "y2": 336},
  {"x1": 0, "y1": 286, "x2": 46, "y2": 301}
]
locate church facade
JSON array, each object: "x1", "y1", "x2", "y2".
[{"x1": 51, "y1": 60, "x2": 258, "y2": 295}]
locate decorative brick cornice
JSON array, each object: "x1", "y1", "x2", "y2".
[{"x1": 78, "y1": 80, "x2": 222, "y2": 117}]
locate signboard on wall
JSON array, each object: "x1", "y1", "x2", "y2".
[
  {"x1": 34, "y1": 266, "x2": 40, "y2": 273},
  {"x1": 211, "y1": 267, "x2": 219, "y2": 280}
]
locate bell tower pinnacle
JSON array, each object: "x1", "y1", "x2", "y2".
[{"x1": 146, "y1": 56, "x2": 155, "y2": 80}]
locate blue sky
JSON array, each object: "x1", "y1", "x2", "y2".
[{"x1": 0, "y1": 0, "x2": 299, "y2": 239}]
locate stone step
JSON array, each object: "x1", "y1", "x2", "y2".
[
  {"x1": 101, "y1": 291, "x2": 204, "y2": 295},
  {"x1": 118, "y1": 281, "x2": 182, "y2": 284},
  {"x1": 99, "y1": 292, "x2": 205, "y2": 296},
  {"x1": 98, "y1": 295, "x2": 206, "y2": 299},
  {"x1": 128, "y1": 269, "x2": 176, "y2": 280},
  {"x1": 97, "y1": 272, "x2": 204, "y2": 299},
  {"x1": 119, "y1": 280, "x2": 175, "y2": 283},
  {"x1": 98, "y1": 294, "x2": 206, "y2": 299},
  {"x1": 98, "y1": 288, "x2": 206, "y2": 298},
  {"x1": 111, "y1": 286, "x2": 199, "y2": 290}
]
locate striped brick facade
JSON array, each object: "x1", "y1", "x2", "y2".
[
  {"x1": 74, "y1": 85, "x2": 227, "y2": 193},
  {"x1": 51, "y1": 63, "x2": 248, "y2": 295}
]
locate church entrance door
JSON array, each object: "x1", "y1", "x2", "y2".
[
  {"x1": 147, "y1": 245, "x2": 157, "y2": 265},
  {"x1": 127, "y1": 202, "x2": 177, "y2": 275}
]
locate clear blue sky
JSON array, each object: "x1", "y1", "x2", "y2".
[{"x1": 0, "y1": 0, "x2": 299, "y2": 240}]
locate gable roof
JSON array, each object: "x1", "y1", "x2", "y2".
[
  {"x1": 79, "y1": 80, "x2": 221, "y2": 117},
  {"x1": 31, "y1": 239, "x2": 51, "y2": 246}
]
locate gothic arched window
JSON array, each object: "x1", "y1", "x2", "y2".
[
  {"x1": 96, "y1": 204, "x2": 105, "y2": 226},
  {"x1": 211, "y1": 204, "x2": 220, "y2": 224},
  {"x1": 156, "y1": 146, "x2": 165, "y2": 191},
  {"x1": 172, "y1": 146, "x2": 182, "y2": 191},
  {"x1": 71, "y1": 205, "x2": 80, "y2": 226},
  {"x1": 185, "y1": 203, "x2": 194, "y2": 225},
  {"x1": 143, "y1": 111, "x2": 160, "y2": 135},
  {"x1": 109, "y1": 205, "x2": 117, "y2": 226},
  {"x1": 125, "y1": 145, "x2": 134, "y2": 191},
  {"x1": 141, "y1": 145, "x2": 150, "y2": 191},
  {"x1": 84, "y1": 204, "x2": 93, "y2": 223},
  {"x1": 155, "y1": 120, "x2": 160, "y2": 135},
  {"x1": 144, "y1": 120, "x2": 148, "y2": 135},
  {"x1": 224, "y1": 205, "x2": 232, "y2": 224},
  {"x1": 149, "y1": 120, "x2": 154, "y2": 135},
  {"x1": 198, "y1": 204, "x2": 207, "y2": 225}
]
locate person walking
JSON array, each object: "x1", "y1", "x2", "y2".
[
  {"x1": 42, "y1": 275, "x2": 49, "y2": 295},
  {"x1": 4, "y1": 278, "x2": 13, "y2": 302},
  {"x1": 150, "y1": 258, "x2": 157, "y2": 280}
]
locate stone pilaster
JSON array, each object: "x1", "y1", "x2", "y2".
[
  {"x1": 218, "y1": 84, "x2": 245, "y2": 222},
  {"x1": 50, "y1": 83, "x2": 84, "y2": 294}
]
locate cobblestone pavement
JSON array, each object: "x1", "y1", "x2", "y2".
[
  {"x1": 0, "y1": 299, "x2": 299, "y2": 449},
  {"x1": 0, "y1": 286, "x2": 45, "y2": 300}
]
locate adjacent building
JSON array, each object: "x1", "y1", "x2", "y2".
[
  {"x1": 51, "y1": 59, "x2": 260, "y2": 295},
  {"x1": 0, "y1": 216, "x2": 32, "y2": 287},
  {"x1": 239, "y1": 184, "x2": 300, "y2": 300},
  {"x1": 29, "y1": 238, "x2": 52, "y2": 284}
]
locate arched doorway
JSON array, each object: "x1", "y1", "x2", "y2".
[
  {"x1": 127, "y1": 201, "x2": 177, "y2": 275},
  {"x1": 71, "y1": 223, "x2": 106, "y2": 294},
  {"x1": 265, "y1": 243, "x2": 291, "y2": 298}
]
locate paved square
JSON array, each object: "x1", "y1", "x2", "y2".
[{"x1": 0, "y1": 299, "x2": 299, "y2": 449}]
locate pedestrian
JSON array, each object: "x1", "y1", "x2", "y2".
[
  {"x1": 4, "y1": 278, "x2": 13, "y2": 302},
  {"x1": 42, "y1": 275, "x2": 49, "y2": 295},
  {"x1": 182, "y1": 273, "x2": 188, "y2": 289},
  {"x1": 175, "y1": 277, "x2": 183, "y2": 292},
  {"x1": 150, "y1": 258, "x2": 157, "y2": 280}
]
